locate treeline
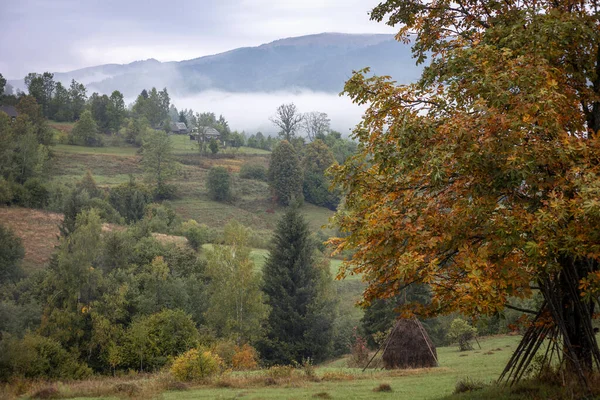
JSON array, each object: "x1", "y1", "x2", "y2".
[{"x1": 0, "y1": 172, "x2": 338, "y2": 380}]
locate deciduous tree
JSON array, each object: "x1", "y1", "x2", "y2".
[
  {"x1": 270, "y1": 103, "x2": 302, "y2": 141},
  {"x1": 141, "y1": 130, "x2": 177, "y2": 198},
  {"x1": 331, "y1": 0, "x2": 600, "y2": 382},
  {"x1": 205, "y1": 221, "x2": 268, "y2": 344},
  {"x1": 302, "y1": 111, "x2": 330, "y2": 142}
]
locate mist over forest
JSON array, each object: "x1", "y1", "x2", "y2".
[{"x1": 170, "y1": 90, "x2": 366, "y2": 135}]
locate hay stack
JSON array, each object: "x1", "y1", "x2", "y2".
[{"x1": 382, "y1": 319, "x2": 438, "y2": 369}]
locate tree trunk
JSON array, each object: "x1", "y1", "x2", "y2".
[{"x1": 549, "y1": 256, "x2": 599, "y2": 375}]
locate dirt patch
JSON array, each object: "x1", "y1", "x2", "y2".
[{"x1": 0, "y1": 207, "x2": 62, "y2": 270}]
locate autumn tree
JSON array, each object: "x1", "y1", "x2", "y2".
[
  {"x1": 331, "y1": 0, "x2": 600, "y2": 385},
  {"x1": 268, "y1": 140, "x2": 303, "y2": 206},
  {"x1": 270, "y1": 103, "x2": 303, "y2": 141}
]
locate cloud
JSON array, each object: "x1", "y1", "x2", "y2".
[
  {"x1": 0, "y1": 0, "x2": 395, "y2": 78},
  {"x1": 170, "y1": 90, "x2": 366, "y2": 136}
]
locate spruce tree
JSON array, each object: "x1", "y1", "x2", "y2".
[
  {"x1": 259, "y1": 206, "x2": 334, "y2": 365},
  {"x1": 268, "y1": 140, "x2": 303, "y2": 206}
]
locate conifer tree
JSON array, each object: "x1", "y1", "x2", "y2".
[
  {"x1": 268, "y1": 140, "x2": 303, "y2": 206},
  {"x1": 259, "y1": 206, "x2": 334, "y2": 364}
]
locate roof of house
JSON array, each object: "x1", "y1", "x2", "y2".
[
  {"x1": 170, "y1": 122, "x2": 188, "y2": 131},
  {"x1": 0, "y1": 105, "x2": 18, "y2": 118},
  {"x1": 197, "y1": 126, "x2": 221, "y2": 136}
]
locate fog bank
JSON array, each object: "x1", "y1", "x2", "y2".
[{"x1": 171, "y1": 90, "x2": 367, "y2": 136}]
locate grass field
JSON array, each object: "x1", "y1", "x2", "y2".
[
  {"x1": 162, "y1": 335, "x2": 519, "y2": 400},
  {"x1": 24, "y1": 335, "x2": 521, "y2": 400}
]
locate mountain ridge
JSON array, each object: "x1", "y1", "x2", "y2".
[{"x1": 9, "y1": 32, "x2": 421, "y2": 97}]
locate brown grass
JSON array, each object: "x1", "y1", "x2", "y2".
[
  {"x1": 0, "y1": 207, "x2": 189, "y2": 271},
  {"x1": 373, "y1": 383, "x2": 393, "y2": 392},
  {"x1": 0, "y1": 207, "x2": 61, "y2": 270},
  {"x1": 49, "y1": 122, "x2": 74, "y2": 135}
]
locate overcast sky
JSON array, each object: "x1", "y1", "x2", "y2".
[{"x1": 0, "y1": 0, "x2": 396, "y2": 79}]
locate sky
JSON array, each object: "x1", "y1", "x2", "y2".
[{"x1": 0, "y1": 0, "x2": 396, "y2": 79}]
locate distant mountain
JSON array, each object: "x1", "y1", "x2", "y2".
[{"x1": 10, "y1": 33, "x2": 421, "y2": 97}]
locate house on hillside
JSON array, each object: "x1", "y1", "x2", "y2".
[
  {"x1": 0, "y1": 105, "x2": 18, "y2": 122},
  {"x1": 170, "y1": 122, "x2": 188, "y2": 134},
  {"x1": 190, "y1": 126, "x2": 221, "y2": 143}
]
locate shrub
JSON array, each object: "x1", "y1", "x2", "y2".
[
  {"x1": 209, "y1": 139, "x2": 219, "y2": 154},
  {"x1": 143, "y1": 202, "x2": 179, "y2": 233},
  {"x1": 454, "y1": 377, "x2": 484, "y2": 394},
  {"x1": 8, "y1": 182, "x2": 27, "y2": 206},
  {"x1": 266, "y1": 365, "x2": 295, "y2": 380},
  {"x1": 170, "y1": 348, "x2": 222, "y2": 381},
  {"x1": 0, "y1": 224, "x2": 25, "y2": 284},
  {"x1": 0, "y1": 334, "x2": 91, "y2": 380},
  {"x1": 124, "y1": 309, "x2": 200, "y2": 371},
  {"x1": 108, "y1": 178, "x2": 152, "y2": 223},
  {"x1": 347, "y1": 331, "x2": 369, "y2": 368},
  {"x1": 0, "y1": 177, "x2": 12, "y2": 204},
  {"x1": 155, "y1": 183, "x2": 178, "y2": 200},
  {"x1": 213, "y1": 340, "x2": 237, "y2": 367},
  {"x1": 207, "y1": 166, "x2": 232, "y2": 202},
  {"x1": 87, "y1": 198, "x2": 124, "y2": 224},
  {"x1": 239, "y1": 163, "x2": 267, "y2": 181},
  {"x1": 448, "y1": 318, "x2": 478, "y2": 351},
  {"x1": 45, "y1": 181, "x2": 71, "y2": 212},
  {"x1": 231, "y1": 344, "x2": 259, "y2": 371},
  {"x1": 181, "y1": 220, "x2": 211, "y2": 251}
]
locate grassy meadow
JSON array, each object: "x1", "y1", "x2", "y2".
[{"x1": 7, "y1": 336, "x2": 526, "y2": 400}]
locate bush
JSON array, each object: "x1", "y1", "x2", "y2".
[
  {"x1": 213, "y1": 340, "x2": 237, "y2": 367},
  {"x1": 239, "y1": 163, "x2": 267, "y2": 181},
  {"x1": 143, "y1": 202, "x2": 179, "y2": 233},
  {"x1": 170, "y1": 348, "x2": 222, "y2": 381},
  {"x1": 87, "y1": 198, "x2": 124, "y2": 224},
  {"x1": 108, "y1": 178, "x2": 152, "y2": 223},
  {"x1": 207, "y1": 166, "x2": 232, "y2": 202},
  {"x1": 231, "y1": 344, "x2": 259, "y2": 371},
  {"x1": 266, "y1": 365, "x2": 295, "y2": 379},
  {"x1": 209, "y1": 139, "x2": 219, "y2": 154},
  {"x1": 0, "y1": 333, "x2": 91, "y2": 381},
  {"x1": 0, "y1": 224, "x2": 25, "y2": 284},
  {"x1": 155, "y1": 183, "x2": 178, "y2": 201},
  {"x1": 124, "y1": 309, "x2": 199, "y2": 371},
  {"x1": 0, "y1": 177, "x2": 12, "y2": 204},
  {"x1": 347, "y1": 330, "x2": 369, "y2": 368},
  {"x1": 45, "y1": 181, "x2": 71, "y2": 212},
  {"x1": 448, "y1": 318, "x2": 478, "y2": 351},
  {"x1": 181, "y1": 220, "x2": 211, "y2": 251},
  {"x1": 454, "y1": 377, "x2": 485, "y2": 394}
]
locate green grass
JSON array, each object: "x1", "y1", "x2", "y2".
[
  {"x1": 61, "y1": 336, "x2": 522, "y2": 400},
  {"x1": 164, "y1": 336, "x2": 519, "y2": 400},
  {"x1": 53, "y1": 144, "x2": 138, "y2": 156},
  {"x1": 169, "y1": 134, "x2": 271, "y2": 155}
]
